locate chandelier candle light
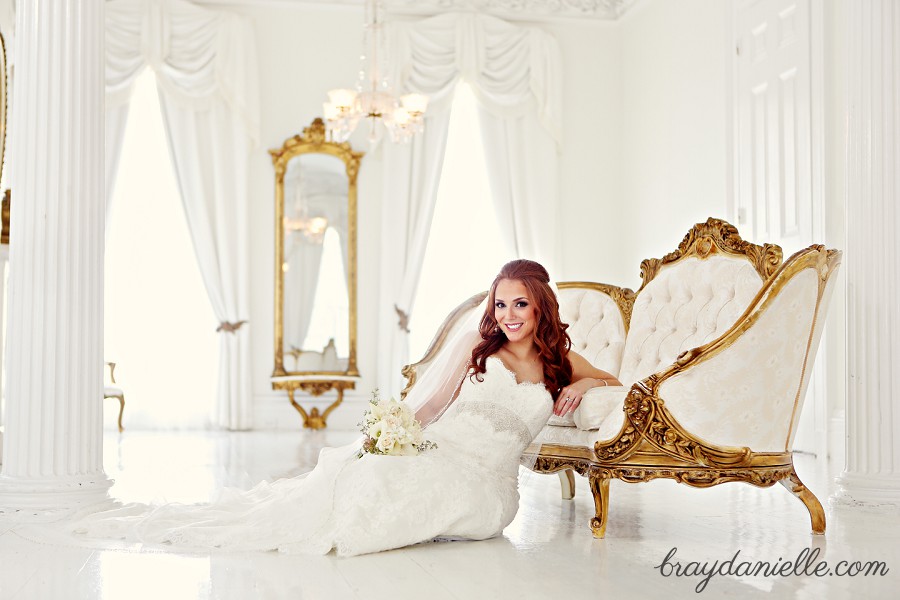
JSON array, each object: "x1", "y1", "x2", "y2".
[{"x1": 323, "y1": 0, "x2": 428, "y2": 144}]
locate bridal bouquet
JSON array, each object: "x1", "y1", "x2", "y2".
[{"x1": 358, "y1": 390, "x2": 437, "y2": 458}]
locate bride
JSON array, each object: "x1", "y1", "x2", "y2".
[{"x1": 72, "y1": 259, "x2": 620, "y2": 556}]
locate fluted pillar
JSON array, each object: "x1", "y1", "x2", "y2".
[
  {"x1": 833, "y1": 0, "x2": 900, "y2": 508},
  {"x1": 0, "y1": 0, "x2": 111, "y2": 509}
]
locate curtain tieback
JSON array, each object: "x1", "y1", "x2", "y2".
[
  {"x1": 217, "y1": 320, "x2": 248, "y2": 333},
  {"x1": 394, "y1": 305, "x2": 411, "y2": 333}
]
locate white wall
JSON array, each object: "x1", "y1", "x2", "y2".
[
  {"x1": 618, "y1": 0, "x2": 732, "y2": 291},
  {"x1": 545, "y1": 21, "x2": 623, "y2": 284}
]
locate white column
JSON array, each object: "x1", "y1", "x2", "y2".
[
  {"x1": 0, "y1": 0, "x2": 111, "y2": 510},
  {"x1": 833, "y1": 0, "x2": 900, "y2": 509}
]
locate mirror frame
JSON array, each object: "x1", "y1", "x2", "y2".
[
  {"x1": 1, "y1": 32, "x2": 8, "y2": 245},
  {"x1": 269, "y1": 118, "x2": 363, "y2": 378},
  {"x1": 0, "y1": 31, "x2": 7, "y2": 191}
]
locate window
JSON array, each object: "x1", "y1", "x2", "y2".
[
  {"x1": 408, "y1": 83, "x2": 508, "y2": 360},
  {"x1": 104, "y1": 68, "x2": 217, "y2": 429}
]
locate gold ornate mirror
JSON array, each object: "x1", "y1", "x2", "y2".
[
  {"x1": 270, "y1": 118, "x2": 363, "y2": 428},
  {"x1": 0, "y1": 31, "x2": 7, "y2": 194}
]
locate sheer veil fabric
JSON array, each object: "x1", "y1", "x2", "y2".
[{"x1": 405, "y1": 297, "x2": 487, "y2": 427}]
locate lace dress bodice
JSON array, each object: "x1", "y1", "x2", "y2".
[
  {"x1": 68, "y1": 356, "x2": 553, "y2": 557},
  {"x1": 426, "y1": 357, "x2": 552, "y2": 473}
]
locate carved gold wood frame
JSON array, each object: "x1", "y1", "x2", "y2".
[
  {"x1": 1, "y1": 32, "x2": 8, "y2": 245},
  {"x1": 400, "y1": 282, "x2": 637, "y2": 400},
  {"x1": 638, "y1": 217, "x2": 784, "y2": 291},
  {"x1": 532, "y1": 240, "x2": 840, "y2": 540},
  {"x1": 272, "y1": 378, "x2": 356, "y2": 430},
  {"x1": 0, "y1": 31, "x2": 6, "y2": 190},
  {"x1": 269, "y1": 118, "x2": 364, "y2": 427}
]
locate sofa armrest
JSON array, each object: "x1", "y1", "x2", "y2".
[
  {"x1": 594, "y1": 246, "x2": 840, "y2": 453},
  {"x1": 566, "y1": 386, "x2": 630, "y2": 430}
]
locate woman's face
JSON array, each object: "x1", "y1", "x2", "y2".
[{"x1": 494, "y1": 278, "x2": 537, "y2": 343}]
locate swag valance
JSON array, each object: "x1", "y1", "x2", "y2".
[
  {"x1": 389, "y1": 12, "x2": 562, "y2": 146},
  {"x1": 106, "y1": 0, "x2": 259, "y2": 143}
]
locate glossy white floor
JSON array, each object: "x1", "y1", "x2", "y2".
[{"x1": 0, "y1": 430, "x2": 897, "y2": 600}]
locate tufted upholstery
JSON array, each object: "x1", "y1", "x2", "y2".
[
  {"x1": 618, "y1": 256, "x2": 763, "y2": 385},
  {"x1": 544, "y1": 289, "x2": 628, "y2": 427},
  {"x1": 558, "y1": 289, "x2": 627, "y2": 378}
]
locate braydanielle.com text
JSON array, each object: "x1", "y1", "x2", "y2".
[{"x1": 655, "y1": 546, "x2": 889, "y2": 593}]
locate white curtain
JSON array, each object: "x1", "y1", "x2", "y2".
[
  {"x1": 105, "y1": 0, "x2": 259, "y2": 429},
  {"x1": 477, "y1": 102, "x2": 560, "y2": 265},
  {"x1": 378, "y1": 12, "x2": 563, "y2": 396}
]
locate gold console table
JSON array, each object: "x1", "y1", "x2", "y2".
[{"x1": 271, "y1": 375, "x2": 357, "y2": 429}]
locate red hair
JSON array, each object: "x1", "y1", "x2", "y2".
[{"x1": 468, "y1": 259, "x2": 573, "y2": 397}]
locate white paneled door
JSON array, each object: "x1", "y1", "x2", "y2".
[{"x1": 734, "y1": 0, "x2": 824, "y2": 455}]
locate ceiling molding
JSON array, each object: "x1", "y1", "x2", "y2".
[{"x1": 194, "y1": 0, "x2": 639, "y2": 22}]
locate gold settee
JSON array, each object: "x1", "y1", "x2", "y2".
[{"x1": 402, "y1": 218, "x2": 841, "y2": 538}]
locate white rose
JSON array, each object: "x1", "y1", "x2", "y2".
[{"x1": 376, "y1": 433, "x2": 396, "y2": 454}]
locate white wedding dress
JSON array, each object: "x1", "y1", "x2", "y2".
[{"x1": 71, "y1": 357, "x2": 552, "y2": 557}]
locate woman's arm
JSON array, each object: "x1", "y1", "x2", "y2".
[{"x1": 553, "y1": 351, "x2": 622, "y2": 416}]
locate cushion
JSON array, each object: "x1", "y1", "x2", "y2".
[
  {"x1": 559, "y1": 288, "x2": 627, "y2": 377},
  {"x1": 547, "y1": 413, "x2": 576, "y2": 427},
  {"x1": 596, "y1": 403, "x2": 626, "y2": 441},
  {"x1": 534, "y1": 424, "x2": 602, "y2": 448},
  {"x1": 572, "y1": 386, "x2": 630, "y2": 430}
]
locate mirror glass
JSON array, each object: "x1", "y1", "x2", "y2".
[
  {"x1": 271, "y1": 118, "x2": 362, "y2": 378},
  {"x1": 282, "y1": 153, "x2": 349, "y2": 371}
]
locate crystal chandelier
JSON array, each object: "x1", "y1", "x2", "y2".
[{"x1": 323, "y1": 0, "x2": 428, "y2": 144}]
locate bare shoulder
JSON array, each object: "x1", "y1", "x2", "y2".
[{"x1": 567, "y1": 350, "x2": 591, "y2": 370}]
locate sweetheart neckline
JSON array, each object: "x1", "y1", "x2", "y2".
[{"x1": 487, "y1": 356, "x2": 546, "y2": 389}]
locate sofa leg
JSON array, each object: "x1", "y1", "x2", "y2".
[
  {"x1": 558, "y1": 469, "x2": 576, "y2": 500},
  {"x1": 779, "y1": 468, "x2": 826, "y2": 535},
  {"x1": 588, "y1": 473, "x2": 610, "y2": 538}
]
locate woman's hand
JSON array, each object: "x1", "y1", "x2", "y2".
[
  {"x1": 554, "y1": 378, "x2": 597, "y2": 416},
  {"x1": 555, "y1": 352, "x2": 623, "y2": 416}
]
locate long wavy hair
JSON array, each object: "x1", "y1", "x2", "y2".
[{"x1": 468, "y1": 259, "x2": 573, "y2": 397}]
